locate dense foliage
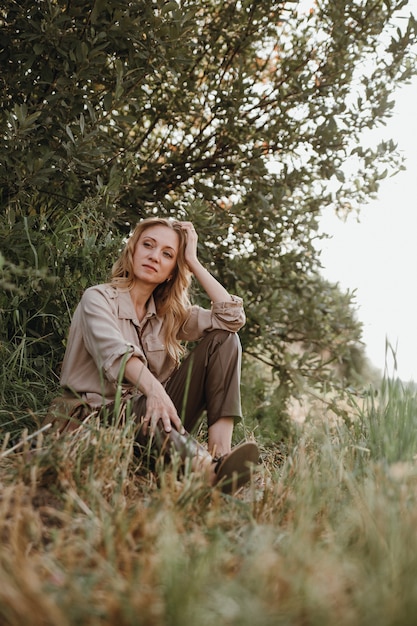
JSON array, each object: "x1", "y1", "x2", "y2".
[{"x1": 1, "y1": 0, "x2": 416, "y2": 428}]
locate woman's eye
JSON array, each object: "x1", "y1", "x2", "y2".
[{"x1": 163, "y1": 251, "x2": 173, "y2": 258}]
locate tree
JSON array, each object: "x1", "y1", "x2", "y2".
[{"x1": 1, "y1": 0, "x2": 416, "y2": 427}]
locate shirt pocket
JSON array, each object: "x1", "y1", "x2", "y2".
[
  {"x1": 142, "y1": 336, "x2": 165, "y2": 353},
  {"x1": 141, "y1": 336, "x2": 167, "y2": 378}
]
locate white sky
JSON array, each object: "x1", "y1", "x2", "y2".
[{"x1": 318, "y1": 77, "x2": 417, "y2": 382}]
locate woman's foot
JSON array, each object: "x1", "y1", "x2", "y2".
[
  {"x1": 212, "y1": 442, "x2": 259, "y2": 494},
  {"x1": 149, "y1": 423, "x2": 259, "y2": 494}
]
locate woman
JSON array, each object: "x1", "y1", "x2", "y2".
[{"x1": 56, "y1": 217, "x2": 258, "y2": 493}]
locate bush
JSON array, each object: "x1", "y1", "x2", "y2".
[{"x1": 0, "y1": 201, "x2": 122, "y2": 432}]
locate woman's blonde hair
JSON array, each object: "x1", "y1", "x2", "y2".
[{"x1": 111, "y1": 217, "x2": 192, "y2": 363}]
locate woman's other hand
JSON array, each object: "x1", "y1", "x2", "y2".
[
  {"x1": 125, "y1": 356, "x2": 185, "y2": 435},
  {"x1": 141, "y1": 386, "x2": 185, "y2": 436},
  {"x1": 180, "y1": 221, "x2": 199, "y2": 271}
]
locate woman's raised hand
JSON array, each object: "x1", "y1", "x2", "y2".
[{"x1": 180, "y1": 222, "x2": 199, "y2": 270}]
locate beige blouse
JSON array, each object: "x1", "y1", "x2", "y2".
[{"x1": 60, "y1": 284, "x2": 245, "y2": 407}]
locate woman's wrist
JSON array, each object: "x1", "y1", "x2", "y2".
[{"x1": 186, "y1": 257, "x2": 204, "y2": 275}]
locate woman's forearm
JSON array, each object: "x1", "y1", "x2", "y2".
[
  {"x1": 124, "y1": 356, "x2": 184, "y2": 434},
  {"x1": 124, "y1": 356, "x2": 164, "y2": 396},
  {"x1": 188, "y1": 259, "x2": 233, "y2": 303},
  {"x1": 180, "y1": 222, "x2": 233, "y2": 303}
]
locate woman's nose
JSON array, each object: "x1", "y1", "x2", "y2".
[{"x1": 148, "y1": 247, "x2": 160, "y2": 262}]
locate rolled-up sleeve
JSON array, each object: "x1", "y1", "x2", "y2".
[{"x1": 179, "y1": 295, "x2": 245, "y2": 342}]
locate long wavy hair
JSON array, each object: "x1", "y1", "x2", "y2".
[{"x1": 111, "y1": 217, "x2": 192, "y2": 364}]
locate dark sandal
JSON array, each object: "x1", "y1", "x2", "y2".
[{"x1": 213, "y1": 441, "x2": 259, "y2": 494}]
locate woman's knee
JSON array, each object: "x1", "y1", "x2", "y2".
[{"x1": 205, "y1": 329, "x2": 242, "y2": 354}]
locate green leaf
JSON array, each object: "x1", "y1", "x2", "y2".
[
  {"x1": 103, "y1": 93, "x2": 113, "y2": 111},
  {"x1": 65, "y1": 125, "x2": 75, "y2": 143}
]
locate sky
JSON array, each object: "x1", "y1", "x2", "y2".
[{"x1": 318, "y1": 77, "x2": 417, "y2": 382}]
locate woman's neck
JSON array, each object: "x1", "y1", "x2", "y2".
[{"x1": 130, "y1": 282, "x2": 154, "y2": 322}]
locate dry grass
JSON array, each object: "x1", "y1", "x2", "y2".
[{"x1": 1, "y1": 379, "x2": 417, "y2": 625}]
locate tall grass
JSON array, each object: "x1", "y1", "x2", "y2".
[
  {"x1": 0, "y1": 206, "x2": 123, "y2": 435},
  {"x1": 1, "y1": 376, "x2": 417, "y2": 625}
]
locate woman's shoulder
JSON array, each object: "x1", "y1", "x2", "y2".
[{"x1": 81, "y1": 283, "x2": 124, "y2": 305}]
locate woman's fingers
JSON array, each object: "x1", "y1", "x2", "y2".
[
  {"x1": 171, "y1": 413, "x2": 186, "y2": 435},
  {"x1": 180, "y1": 221, "x2": 198, "y2": 241},
  {"x1": 156, "y1": 411, "x2": 172, "y2": 434},
  {"x1": 180, "y1": 222, "x2": 198, "y2": 269},
  {"x1": 142, "y1": 403, "x2": 185, "y2": 436},
  {"x1": 156, "y1": 410, "x2": 185, "y2": 435}
]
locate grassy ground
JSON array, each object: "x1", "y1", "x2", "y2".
[{"x1": 1, "y1": 377, "x2": 417, "y2": 626}]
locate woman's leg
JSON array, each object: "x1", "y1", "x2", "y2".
[
  {"x1": 207, "y1": 417, "x2": 234, "y2": 458},
  {"x1": 133, "y1": 399, "x2": 216, "y2": 480},
  {"x1": 132, "y1": 330, "x2": 252, "y2": 488},
  {"x1": 164, "y1": 329, "x2": 243, "y2": 454}
]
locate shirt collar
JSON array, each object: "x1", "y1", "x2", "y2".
[{"x1": 117, "y1": 288, "x2": 157, "y2": 322}]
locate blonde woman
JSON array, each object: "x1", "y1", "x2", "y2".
[{"x1": 58, "y1": 217, "x2": 258, "y2": 492}]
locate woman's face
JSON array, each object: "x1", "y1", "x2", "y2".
[{"x1": 132, "y1": 224, "x2": 179, "y2": 287}]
